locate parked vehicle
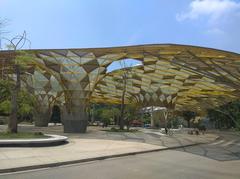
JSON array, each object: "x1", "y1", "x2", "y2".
[
  {"x1": 130, "y1": 120, "x2": 143, "y2": 127},
  {"x1": 144, "y1": 123, "x2": 151, "y2": 128}
]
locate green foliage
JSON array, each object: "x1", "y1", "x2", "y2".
[
  {"x1": 92, "y1": 108, "x2": 103, "y2": 120},
  {"x1": 100, "y1": 107, "x2": 121, "y2": 125},
  {"x1": 18, "y1": 103, "x2": 32, "y2": 116},
  {"x1": 182, "y1": 111, "x2": 196, "y2": 121},
  {"x1": 0, "y1": 100, "x2": 11, "y2": 114},
  {"x1": 102, "y1": 127, "x2": 138, "y2": 132},
  {"x1": 142, "y1": 113, "x2": 151, "y2": 124},
  {"x1": 124, "y1": 103, "x2": 140, "y2": 130},
  {"x1": 15, "y1": 51, "x2": 34, "y2": 66},
  {"x1": 168, "y1": 117, "x2": 182, "y2": 128},
  {"x1": 125, "y1": 103, "x2": 138, "y2": 122},
  {"x1": 0, "y1": 79, "x2": 36, "y2": 120},
  {"x1": 100, "y1": 109, "x2": 112, "y2": 119},
  {"x1": 112, "y1": 107, "x2": 121, "y2": 116},
  {"x1": 18, "y1": 90, "x2": 36, "y2": 105},
  {"x1": 181, "y1": 111, "x2": 196, "y2": 127},
  {"x1": 0, "y1": 79, "x2": 12, "y2": 102},
  {"x1": 17, "y1": 90, "x2": 36, "y2": 117},
  {"x1": 92, "y1": 104, "x2": 120, "y2": 125},
  {"x1": 207, "y1": 100, "x2": 240, "y2": 130}
]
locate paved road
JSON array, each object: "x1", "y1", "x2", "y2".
[
  {"x1": 176, "y1": 132, "x2": 240, "y2": 161},
  {"x1": 1, "y1": 132, "x2": 239, "y2": 179}
]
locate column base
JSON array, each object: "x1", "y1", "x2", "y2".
[
  {"x1": 34, "y1": 113, "x2": 49, "y2": 127},
  {"x1": 63, "y1": 120, "x2": 87, "y2": 133}
]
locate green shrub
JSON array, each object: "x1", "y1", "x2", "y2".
[
  {"x1": 34, "y1": 132, "x2": 44, "y2": 136},
  {"x1": 102, "y1": 127, "x2": 138, "y2": 132},
  {"x1": 0, "y1": 100, "x2": 11, "y2": 115},
  {"x1": 198, "y1": 125, "x2": 206, "y2": 131},
  {"x1": 0, "y1": 119, "x2": 4, "y2": 125}
]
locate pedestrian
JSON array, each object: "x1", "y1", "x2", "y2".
[{"x1": 165, "y1": 127, "x2": 168, "y2": 134}]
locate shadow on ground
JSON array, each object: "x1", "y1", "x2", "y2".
[
  {"x1": 2, "y1": 124, "x2": 237, "y2": 161},
  {"x1": 175, "y1": 136, "x2": 240, "y2": 161}
]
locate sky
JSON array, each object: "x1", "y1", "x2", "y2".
[{"x1": 0, "y1": 0, "x2": 240, "y2": 54}]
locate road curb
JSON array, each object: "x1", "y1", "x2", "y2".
[
  {"x1": 0, "y1": 142, "x2": 203, "y2": 174},
  {"x1": 0, "y1": 134, "x2": 68, "y2": 147}
]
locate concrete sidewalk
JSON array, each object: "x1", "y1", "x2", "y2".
[
  {"x1": 0, "y1": 125, "x2": 219, "y2": 173},
  {"x1": 0, "y1": 139, "x2": 165, "y2": 173}
]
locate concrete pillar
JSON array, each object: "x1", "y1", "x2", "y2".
[
  {"x1": 150, "y1": 106, "x2": 154, "y2": 127},
  {"x1": 152, "y1": 111, "x2": 161, "y2": 128},
  {"x1": 34, "y1": 106, "x2": 50, "y2": 127},
  {"x1": 62, "y1": 90, "x2": 88, "y2": 133},
  {"x1": 150, "y1": 113, "x2": 154, "y2": 127}
]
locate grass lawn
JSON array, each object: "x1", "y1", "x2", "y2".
[{"x1": 0, "y1": 132, "x2": 49, "y2": 139}]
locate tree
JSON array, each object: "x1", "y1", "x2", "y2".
[
  {"x1": 0, "y1": 79, "x2": 12, "y2": 118},
  {"x1": 91, "y1": 104, "x2": 120, "y2": 126},
  {"x1": 0, "y1": 100, "x2": 11, "y2": 115},
  {"x1": 182, "y1": 111, "x2": 196, "y2": 128},
  {"x1": 120, "y1": 70, "x2": 127, "y2": 130},
  {"x1": 142, "y1": 113, "x2": 151, "y2": 124},
  {"x1": 0, "y1": 80, "x2": 36, "y2": 122},
  {"x1": 112, "y1": 107, "x2": 120, "y2": 125},
  {"x1": 17, "y1": 90, "x2": 36, "y2": 122},
  {"x1": 207, "y1": 100, "x2": 240, "y2": 130},
  {"x1": 100, "y1": 107, "x2": 120, "y2": 126},
  {"x1": 113, "y1": 67, "x2": 133, "y2": 130},
  {"x1": 0, "y1": 79, "x2": 11, "y2": 102},
  {"x1": 125, "y1": 103, "x2": 139, "y2": 131},
  {"x1": 3, "y1": 31, "x2": 31, "y2": 133},
  {"x1": 100, "y1": 108, "x2": 113, "y2": 127}
]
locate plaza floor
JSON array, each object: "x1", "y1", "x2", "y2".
[{"x1": 0, "y1": 125, "x2": 219, "y2": 173}]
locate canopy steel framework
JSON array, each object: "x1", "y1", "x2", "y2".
[{"x1": 0, "y1": 44, "x2": 240, "y2": 132}]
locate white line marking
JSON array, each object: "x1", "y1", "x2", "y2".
[
  {"x1": 221, "y1": 140, "x2": 236, "y2": 147},
  {"x1": 210, "y1": 140, "x2": 225, "y2": 145}
]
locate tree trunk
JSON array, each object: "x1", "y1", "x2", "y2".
[
  {"x1": 187, "y1": 119, "x2": 190, "y2": 128},
  {"x1": 120, "y1": 89, "x2": 126, "y2": 130},
  {"x1": 119, "y1": 75, "x2": 127, "y2": 130},
  {"x1": 126, "y1": 119, "x2": 130, "y2": 131},
  {"x1": 8, "y1": 64, "x2": 20, "y2": 133}
]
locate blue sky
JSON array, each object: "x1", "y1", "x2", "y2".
[{"x1": 0, "y1": 0, "x2": 240, "y2": 54}]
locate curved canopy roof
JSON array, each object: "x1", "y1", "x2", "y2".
[
  {"x1": 91, "y1": 65, "x2": 236, "y2": 111},
  {"x1": 0, "y1": 44, "x2": 240, "y2": 111}
]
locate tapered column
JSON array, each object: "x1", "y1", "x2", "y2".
[
  {"x1": 35, "y1": 106, "x2": 50, "y2": 127},
  {"x1": 63, "y1": 90, "x2": 88, "y2": 133}
]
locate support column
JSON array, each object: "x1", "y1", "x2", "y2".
[
  {"x1": 150, "y1": 106, "x2": 155, "y2": 127},
  {"x1": 62, "y1": 90, "x2": 88, "y2": 133},
  {"x1": 34, "y1": 106, "x2": 50, "y2": 127},
  {"x1": 152, "y1": 110, "x2": 162, "y2": 128},
  {"x1": 163, "y1": 109, "x2": 169, "y2": 129}
]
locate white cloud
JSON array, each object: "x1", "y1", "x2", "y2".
[
  {"x1": 176, "y1": 0, "x2": 240, "y2": 52},
  {"x1": 176, "y1": 0, "x2": 240, "y2": 22}
]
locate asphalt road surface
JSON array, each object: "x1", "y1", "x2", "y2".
[{"x1": 1, "y1": 132, "x2": 240, "y2": 179}]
